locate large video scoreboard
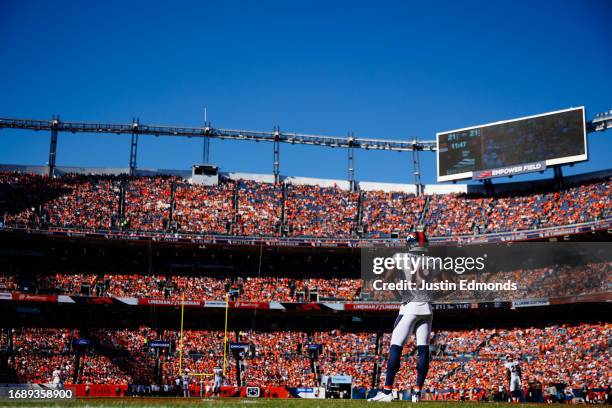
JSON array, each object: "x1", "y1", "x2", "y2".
[{"x1": 436, "y1": 107, "x2": 587, "y2": 182}]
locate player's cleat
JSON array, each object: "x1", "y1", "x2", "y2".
[{"x1": 368, "y1": 391, "x2": 393, "y2": 402}]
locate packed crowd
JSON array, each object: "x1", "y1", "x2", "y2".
[
  {"x1": 285, "y1": 184, "x2": 359, "y2": 237},
  {"x1": 236, "y1": 180, "x2": 282, "y2": 236},
  {"x1": 446, "y1": 323, "x2": 612, "y2": 400},
  {"x1": 6, "y1": 273, "x2": 362, "y2": 302},
  {"x1": 426, "y1": 179, "x2": 611, "y2": 236},
  {"x1": 10, "y1": 328, "x2": 131, "y2": 385},
  {"x1": 0, "y1": 173, "x2": 122, "y2": 229},
  {"x1": 42, "y1": 176, "x2": 121, "y2": 230},
  {"x1": 361, "y1": 191, "x2": 425, "y2": 238},
  {"x1": 174, "y1": 179, "x2": 234, "y2": 234},
  {"x1": 124, "y1": 176, "x2": 175, "y2": 232},
  {"x1": 432, "y1": 261, "x2": 611, "y2": 302},
  {"x1": 5, "y1": 323, "x2": 609, "y2": 398},
  {"x1": 1, "y1": 172, "x2": 610, "y2": 238},
  {"x1": 425, "y1": 194, "x2": 493, "y2": 236},
  {"x1": 3, "y1": 259, "x2": 608, "y2": 302}
]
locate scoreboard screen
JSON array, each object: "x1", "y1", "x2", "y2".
[{"x1": 436, "y1": 107, "x2": 587, "y2": 182}]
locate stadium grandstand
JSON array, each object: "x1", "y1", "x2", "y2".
[
  {"x1": 0, "y1": 156, "x2": 610, "y2": 401},
  {"x1": 3, "y1": 1, "x2": 612, "y2": 405},
  {"x1": 0, "y1": 165, "x2": 609, "y2": 241}
]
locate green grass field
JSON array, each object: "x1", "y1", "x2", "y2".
[{"x1": 0, "y1": 399, "x2": 546, "y2": 408}]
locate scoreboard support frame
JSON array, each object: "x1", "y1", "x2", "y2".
[
  {"x1": 483, "y1": 178, "x2": 494, "y2": 196},
  {"x1": 412, "y1": 142, "x2": 423, "y2": 196},
  {"x1": 553, "y1": 166, "x2": 564, "y2": 189}
]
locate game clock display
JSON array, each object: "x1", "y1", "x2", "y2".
[{"x1": 437, "y1": 107, "x2": 587, "y2": 181}]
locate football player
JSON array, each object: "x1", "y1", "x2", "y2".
[
  {"x1": 369, "y1": 231, "x2": 432, "y2": 403},
  {"x1": 504, "y1": 354, "x2": 522, "y2": 402},
  {"x1": 52, "y1": 366, "x2": 63, "y2": 389},
  {"x1": 213, "y1": 365, "x2": 223, "y2": 396},
  {"x1": 181, "y1": 369, "x2": 190, "y2": 397}
]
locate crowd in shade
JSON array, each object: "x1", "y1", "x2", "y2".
[
  {"x1": 361, "y1": 191, "x2": 425, "y2": 238},
  {"x1": 285, "y1": 184, "x2": 359, "y2": 237},
  {"x1": 6, "y1": 273, "x2": 362, "y2": 301},
  {"x1": 424, "y1": 194, "x2": 493, "y2": 236},
  {"x1": 4, "y1": 323, "x2": 610, "y2": 400},
  {"x1": 0, "y1": 172, "x2": 610, "y2": 238},
  {"x1": 28, "y1": 174, "x2": 120, "y2": 230},
  {"x1": 9, "y1": 328, "x2": 132, "y2": 385},
  {"x1": 235, "y1": 180, "x2": 283, "y2": 236},
  {"x1": 2, "y1": 260, "x2": 608, "y2": 302}
]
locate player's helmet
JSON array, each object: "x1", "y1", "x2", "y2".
[{"x1": 406, "y1": 230, "x2": 428, "y2": 252}]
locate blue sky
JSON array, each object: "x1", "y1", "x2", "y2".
[{"x1": 0, "y1": 0, "x2": 610, "y2": 185}]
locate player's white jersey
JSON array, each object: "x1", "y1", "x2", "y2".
[
  {"x1": 504, "y1": 361, "x2": 521, "y2": 379},
  {"x1": 504, "y1": 360, "x2": 522, "y2": 392},
  {"x1": 392, "y1": 246, "x2": 437, "y2": 312},
  {"x1": 181, "y1": 374, "x2": 190, "y2": 389},
  {"x1": 213, "y1": 367, "x2": 223, "y2": 387},
  {"x1": 52, "y1": 369, "x2": 62, "y2": 386}
]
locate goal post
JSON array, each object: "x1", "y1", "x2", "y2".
[{"x1": 176, "y1": 291, "x2": 230, "y2": 378}]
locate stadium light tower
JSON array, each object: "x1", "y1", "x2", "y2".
[
  {"x1": 411, "y1": 138, "x2": 423, "y2": 196},
  {"x1": 202, "y1": 108, "x2": 211, "y2": 164},
  {"x1": 348, "y1": 132, "x2": 356, "y2": 191},
  {"x1": 129, "y1": 118, "x2": 139, "y2": 175},
  {"x1": 273, "y1": 126, "x2": 281, "y2": 183},
  {"x1": 48, "y1": 114, "x2": 60, "y2": 177},
  {"x1": 202, "y1": 130, "x2": 211, "y2": 164}
]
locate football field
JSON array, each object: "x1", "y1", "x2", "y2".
[{"x1": 0, "y1": 398, "x2": 546, "y2": 408}]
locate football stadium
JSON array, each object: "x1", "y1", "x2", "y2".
[{"x1": 0, "y1": 1, "x2": 611, "y2": 407}]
